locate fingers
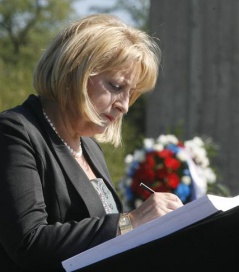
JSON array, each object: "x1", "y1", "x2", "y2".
[{"x1": 129, "y1": 192, "x2": 184, "y2": 228}]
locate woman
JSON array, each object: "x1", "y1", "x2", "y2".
[{"x1": 0, "y1": 14, "x2": 183, "y2": 272}]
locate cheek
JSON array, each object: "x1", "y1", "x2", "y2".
[
  {"x1": 87, "y1": 80, "x2": 112, "y2": 111},
  {"x1": 94, "y1": 94, "x2": 113, "y2": 113},
  {"x1": 87, "y1": 78, "x2": 99, "y2": 100}
]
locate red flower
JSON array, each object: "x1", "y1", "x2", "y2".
[
  {"x1": 167, "y1": 173, "x2": 180, "y2": 189},
  {"x1": 134, "y1": 163, "x2": 155, "y2": 182},
  {"x1": 164, "y1": 157, "x2": 181, "y2": 171},
  {"x1": 177, "y1": 141, "x2": 184, "y2": 147},
  {"x1": 159, "y1": 149, "x2": 174, "y2": 158},
  {"x1": 153, "y1": 182, "x2": 169, "y2": 192},
  {"x1": 155, "y1": 167, "x2": 168, "y2": 179},
  {"x1": 145, "y1": 152, "x2": 156, "y2": 167}
]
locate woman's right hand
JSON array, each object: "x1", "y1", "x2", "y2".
[{"x1": 128, "y1": 192, "x2": 184, "y2": 228}]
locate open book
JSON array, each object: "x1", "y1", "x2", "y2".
[{"x1": 62, "y1": 194, "x2": 239, "y2": 272}]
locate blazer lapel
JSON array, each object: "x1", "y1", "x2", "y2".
[
  {"x1": 49, "y1": 139, "x2": 123, "y2": 215},
  {"x1": 82, "y1": 138, "x2": 123, "y2": 208},
  {"x1": 53, "y1": 144, "x2": 107, "y2": 216}
]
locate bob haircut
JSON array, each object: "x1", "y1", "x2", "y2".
[{"x1": 33, "y1": 13, "x2": 161, "y2": 147}]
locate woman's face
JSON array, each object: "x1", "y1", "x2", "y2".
[{"x1": 75, "y1": 65, "x2": 140, "y2": 136}]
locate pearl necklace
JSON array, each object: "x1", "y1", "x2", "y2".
[{"x1": 43, "y1": 110, "x2": 82, "y2": 158}]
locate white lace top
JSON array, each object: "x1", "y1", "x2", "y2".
[{"x1": 91, "y1": 178, "x2": 119, "y2": 214}]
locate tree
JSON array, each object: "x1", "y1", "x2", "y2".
[
  {"x1": 0, "y1": 0, "x2": 77, "y2": 110},
  {"x1": 89, "y1": 0, "x2": 150, "y2": 30}
]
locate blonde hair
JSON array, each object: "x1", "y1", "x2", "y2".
[{"x1": 33, "y1": 14, "x2": 161, "y2": 147}]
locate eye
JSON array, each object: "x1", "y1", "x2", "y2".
[{"x1": 109, "y1": 82, "x2": 122, "y2": 91}]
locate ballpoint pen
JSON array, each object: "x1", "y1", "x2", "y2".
[{"x1": 140, "y1": 182, "x2": 155, "y2": 194}]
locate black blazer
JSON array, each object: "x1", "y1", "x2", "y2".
[{"x1": 0, "y1": 94, "x2": 123, "y2": 272}]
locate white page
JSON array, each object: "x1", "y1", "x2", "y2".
[{"x1": 62, "y1": 194, "x2": 239, "y2": 272}]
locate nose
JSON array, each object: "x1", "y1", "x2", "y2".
[{"x1": 114, "y1": 92, "x2": 129, "y2": 114}]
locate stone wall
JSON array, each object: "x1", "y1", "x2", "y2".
[{"x1": 146, "y1": 0, "x2": 239, "y2": 195}]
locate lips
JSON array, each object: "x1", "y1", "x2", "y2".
[{"x1": 104, "y1": 114, "x2": 115, "y2": 122}]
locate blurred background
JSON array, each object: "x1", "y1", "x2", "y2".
[{"x1": 0, "y1": 0, "x2": 238, "y2": 198}]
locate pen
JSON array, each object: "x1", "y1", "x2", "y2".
[{"x1": 140, "y1": 182, "x2": 155, "y2": 194}]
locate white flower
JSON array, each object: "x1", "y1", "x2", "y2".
[
  {"x1": 192, "y1": 136, "x2": 205, "y2": 147},
  {"x1": 176, "y1": 149, "x2": 187, "y2": 162},
  {"x1": 166, "y1": 134, "x2": 179, "y2": 145},
  {"x1": 125, "y1": 154, "x2": 133, "y2": 164},
  {"x1": 193, "y1": 148, "x2": 208, "y2": 165},
  {"x1": 156, "y1": 134, "x2": 178, "y2": 145},
  {"x1": 156, "y1": 134, "x2": 169, "y2": 145},
  {"x1": 143, "y1": 138, "x2": 155, "y2": 149},
  {"x1": 181, "y1": 175, "x2": 191, "y2": 185},
  {"x1": 198, "y1": 157, "x2": 209, "y2": 168},
  {"x1": 154, "y1": 143, "x2": 164, "y2": 151},
  {"x1": 133, "y1": 149, "x2": 145, "y2": 162},
  {"x1": 184, "y1": 141, "x2": 209, "y2": 167},
  {"x1": 203, "y1": 167, "x2": 217, "y2": 184}
]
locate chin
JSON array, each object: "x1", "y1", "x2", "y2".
[{"x1": 93, "y1": 124, "x2": 108, "y2": 135}]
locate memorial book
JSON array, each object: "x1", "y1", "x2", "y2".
[{"x1": 62, "y1": 194, "x2": 239, "y2": 272}]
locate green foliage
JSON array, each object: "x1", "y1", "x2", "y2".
[
  {"x1": 207, "y1": 182, "x2": 231, "y2": 197},
  {"x1": 0, "y1": 59, "x2": 35, "y2": 110},
  {"x1": 0, "y1": 0, "x2": 77, "y2": 111},
  {"x1": 89, "y1": 0, "x2": 150, "y2": 30}
]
